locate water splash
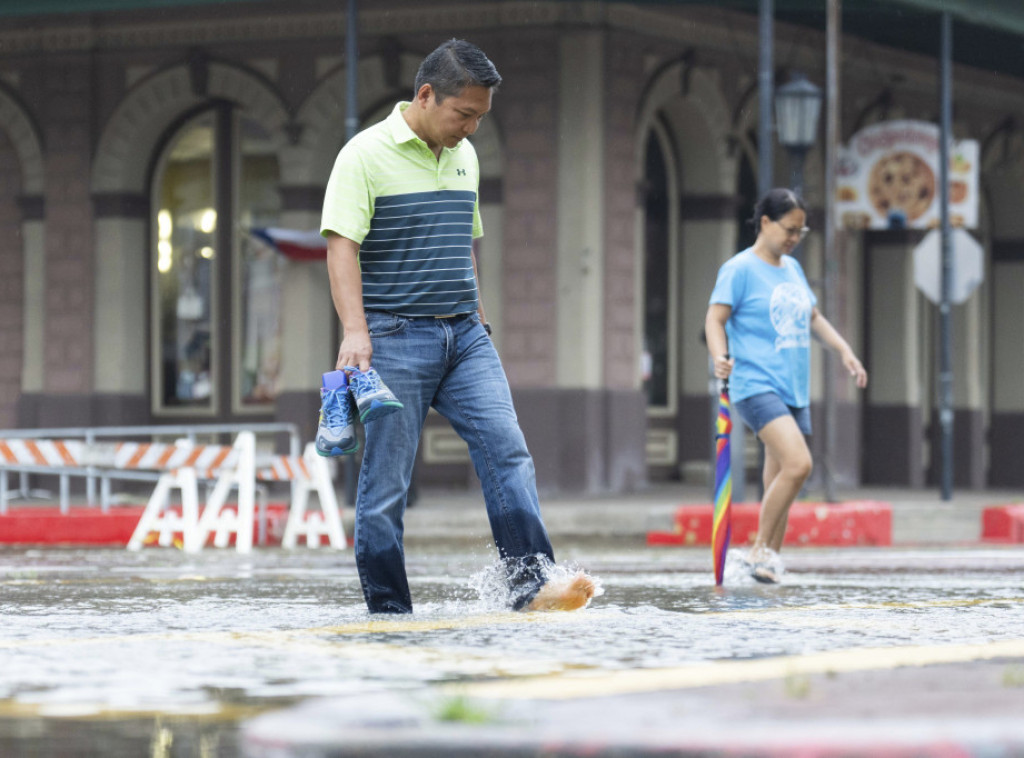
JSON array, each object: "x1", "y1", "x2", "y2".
[
  {"x1": 468, "y1": 555, "x2": 604, "y2": 611},
  {"x1": 723, "y1": 547, "x2": 785, "y2": 585}
]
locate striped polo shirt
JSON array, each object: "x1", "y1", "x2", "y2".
[{"x1": 320, "y1": 101, "x2": 484, "y2": 317}]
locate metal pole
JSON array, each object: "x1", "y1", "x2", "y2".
[
  {"x1": 758, "y1": 0, "x2": 774, "y2": 196},
  {"x1": 788, "y1": 147, "x2": 806, "y2": 200},
  {"x1": 739, "y1": 0, "x2": 773, "y2": 504},
  {"x1": 346, "y1": 0, "x2": 359, "y2": 144},
  {"x1": 938, "y1": 11, "x2": 954, "y2": 501},
  {"x1": 823, "y1": 0, "x2": 841, "y2": 502},
  {"x1": 343, "y1": 0, "x2": 360, "y2": 507}
]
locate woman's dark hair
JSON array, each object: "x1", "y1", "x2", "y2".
[
  {"x1": 414, "y1": 39, "x2": 502, "y2": 103},
  {"x1": 749, "y1": 188, "x2": 806, "y2": 229}
]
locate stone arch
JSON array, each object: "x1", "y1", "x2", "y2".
[
  {"x1": 92, "y1": 60, "x2": 290, "y2": 194},
  {"x1": 89, "y1": 59, "x2": 291, "y2": 400},
  {"x1": 287, "y1": 53, "x2": 418, "y2": 187},
  {"x1": 634, "y1": 59, "x2": 740, "y2": 478},
  {"x1": 0, "y1": 84, "x2": 44, "y2": 195},
  {"x1": 289, "y1": 52, "x2": 504, "y2": 188},
  {"x1": 636, "y1": 63, "x2": 735, "y2": 195},
  {"x1": 0, "y1": 84, "x2": 45, "y2": 422}
]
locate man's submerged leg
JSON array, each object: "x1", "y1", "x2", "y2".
[
  {"x1": 437, "y1": 317, "x2": 597, "y2": 612},
  {"x1": 353, "y1": 313, "x2": 443, "y2": 614}
]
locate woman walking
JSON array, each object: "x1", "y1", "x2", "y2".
[{"x1": 705, "y1": 188, "x2": 868, "y2": 583}]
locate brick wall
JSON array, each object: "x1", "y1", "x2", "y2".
[
  {"x1": 491, "y1": 32, "x2": 559, "y2": 388},
  {"x1": 0, "y1": 129, "x2": 23, "y2": 427},
  {"x1": 41, "y1": 55, "x2": 94, "y2": 394},
  {"x1": 603, "y1": 33, "x2": 644, "y2": 391}
]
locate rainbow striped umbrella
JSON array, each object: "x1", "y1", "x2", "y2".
[{"x1": 712, "y1": 380, "x2": 733, "y2": 586}]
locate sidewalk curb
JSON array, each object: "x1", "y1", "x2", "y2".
[
  {"x1": 647, "y1": 500, "x2": 893, "y2": 547},
  {"x1": 982, "y1": 504, "x2": 1024, "y2": 543}
]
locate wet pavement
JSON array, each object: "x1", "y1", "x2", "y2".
[{"x1": 1, "y1": 525, "x2": 1024, "y2": 756}]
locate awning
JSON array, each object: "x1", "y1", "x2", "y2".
[
  {"x1": 3, "y1": 0, "x2": 1023, "y2": 81},
  {"x1": 0, "y1": 0, "x2": 278, "y2": 16}
]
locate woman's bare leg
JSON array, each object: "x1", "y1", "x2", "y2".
[{"x1": 750, "y1": 415, "x2": 812, "y2": 560}]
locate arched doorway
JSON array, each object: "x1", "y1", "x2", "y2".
[{"x1": 150, "y1": 105, "x2": 285, "y2": 416}]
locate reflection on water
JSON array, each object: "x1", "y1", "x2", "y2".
[{"x1": 1, "y1": 546, "x2": 1023, "y2": 755}]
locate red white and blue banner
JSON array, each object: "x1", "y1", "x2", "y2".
[{"x1": 250, "y1": 227, "x2": 327, "y2": 261}]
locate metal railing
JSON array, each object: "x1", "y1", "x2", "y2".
[{"x1": 0, "y1": 423, "x2": 301, "y2": 515}]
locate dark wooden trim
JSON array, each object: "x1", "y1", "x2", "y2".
[
  {"x1": 279, "y1": 185, "x2": 325, "y2": 213},
  {"x1": 92, "y1": 192, "x2": 149, "y2": 219},
  {"x1": 864, "y1": 228, "x2": 928, "y2": 246},
  {"x1": 990, "y1": 412, "x2": 1024, "y2": 486},
  {"x1": 479, "y1": 177, "x2": 503, "y2": 205},
  {"x1": 18, "y1": 194, "x2": 44, "y2": 221},
  {"x1": 679, "y1": 193, "x2": 741, "y2": 221},
  {"x1": 992, "y1": 238, "x2": 1024, "y2": 262}
]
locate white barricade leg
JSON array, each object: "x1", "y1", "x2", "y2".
[
  {"x1": 127, "y1": 468, "x2": 201, "y2": 552},
  {"x1": 281, "y1": 483, "x2": 309, "y2": 549},
  {"x1": 196, "y1": 432, "x2": 256, "y2": 553},
  {"x1": 282, "y1": 444, "x2": 346, "y2": 549}
]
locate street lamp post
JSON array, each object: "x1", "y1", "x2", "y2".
[
  {"x1": 775, "y1": 72, "x2": 823, "y2": 202},
  {"x1": 775, "y1": 71, "x2": 825, "y2": 499}
]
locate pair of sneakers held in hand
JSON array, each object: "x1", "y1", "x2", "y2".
[{"x1": 315, "y1": 367, "x2": 403, "y2": 457}]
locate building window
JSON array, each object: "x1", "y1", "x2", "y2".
[
  {"x1": 642, "y1": 130, "x2": 672, "y2": 410},
  {"x1": 151, "y1": 107, "x2": 281, "y2": 415}
]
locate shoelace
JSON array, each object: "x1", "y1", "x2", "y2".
[
  {"x1": 321, "y1": 388, "x2": 351, "y2": 427},
  {"x1": 345, "y1": 368, "x2": 384, "y2": 396}
]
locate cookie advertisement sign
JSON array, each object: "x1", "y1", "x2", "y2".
[{"x1": 836, "y1": 120, "x2": 979, "y2": 230}]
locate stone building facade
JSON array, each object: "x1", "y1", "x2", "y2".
[{"x1": 2, "y1": 0, "x2": 1024, "y2": 494}]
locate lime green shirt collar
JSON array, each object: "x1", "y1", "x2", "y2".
[{"x1": 387, "y1": 101, "x2": 463, "y2": 154}]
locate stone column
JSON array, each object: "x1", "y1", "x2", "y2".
[
  {"x1": 555, "y1": 30, "x2": 605, "y2": 389},
  {"x1": 91, "y1": 197, "x2": 150, "y2": 423},
  {"x1": 863, "y1": 237, "x2": 924, "y2": 486}
]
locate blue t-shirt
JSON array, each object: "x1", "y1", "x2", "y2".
[{"x1": 708, "y1": 248, "x2": 817, "y2": 408}]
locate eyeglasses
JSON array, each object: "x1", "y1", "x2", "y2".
[{"x1": 774, "y1": 221, "x2": 810, "y2": 241}]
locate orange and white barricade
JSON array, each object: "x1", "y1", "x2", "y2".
[
  {"x1": 2, "y1": 432, "x2": 345, "y2": 552},
  {"x1": 123, "y1": 433, "x2": 345, "y2": 552},
  {"x1": 194, "y1": 432, "x2": 258, "y2": 552},
  {"x1": 127, "y1": 465, "x2": 202, "y2": 552},
  {"x1": 266, "y1": 444, "x2": 345, "y2": 549},
  {"x1": 0, "y1": 438, "x2": 86, "y2": 467}
]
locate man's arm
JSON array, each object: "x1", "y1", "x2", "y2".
[{"x1": 326, "y1": 232, "x2": 372, "y2": 372}]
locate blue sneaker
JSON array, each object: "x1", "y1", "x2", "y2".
[
  {"x1": 345, "y1": 366, "x2": 404, "y2": 423},
  {"x1": 315, "y1": 370, "x2": 358, "y2": 456}
]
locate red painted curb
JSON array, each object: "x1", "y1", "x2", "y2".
[
  {"x1": 981, "y1": 503, "x2": 1024, "y2": 543},
  {"x1": 0, "y1": 503, "x2": 304, "y2": 546},
  {"x1": 647, "y1": 500, "x2": 893, "y2": 547}
]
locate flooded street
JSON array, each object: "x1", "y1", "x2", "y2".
[{"x1": 2, "y1": 544, "x2": 1024, "y2": 756}]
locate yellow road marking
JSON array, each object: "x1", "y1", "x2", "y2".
[
  {"x1": 452, "y1": 638, "x2": 1024, "y2": 701},
  {"x1": 0, "y1": 698, "x2": 268, "y2": 722},
  {"x1": 0, "y1": 609, "x2": 600, "y2": 651}
]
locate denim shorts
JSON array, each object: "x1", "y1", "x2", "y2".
[{"x1": 733, "y1": 391, "x2": 812, "y2": 436}]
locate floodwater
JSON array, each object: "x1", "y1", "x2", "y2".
[{"x1": 1, "y1": 544, "x2": 1023, "y2": 756}]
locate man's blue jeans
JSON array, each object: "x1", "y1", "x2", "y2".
[{"x1": 355, "y1": 310, "x2": 554, "y2": 613}]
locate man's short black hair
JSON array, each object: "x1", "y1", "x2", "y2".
[{"x1": 414, "y1": 39, "x2": 502, "y2": 102}]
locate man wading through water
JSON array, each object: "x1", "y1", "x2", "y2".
[{"x1": 320, "y1": 38, "x2": 596, "y2": 613}]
